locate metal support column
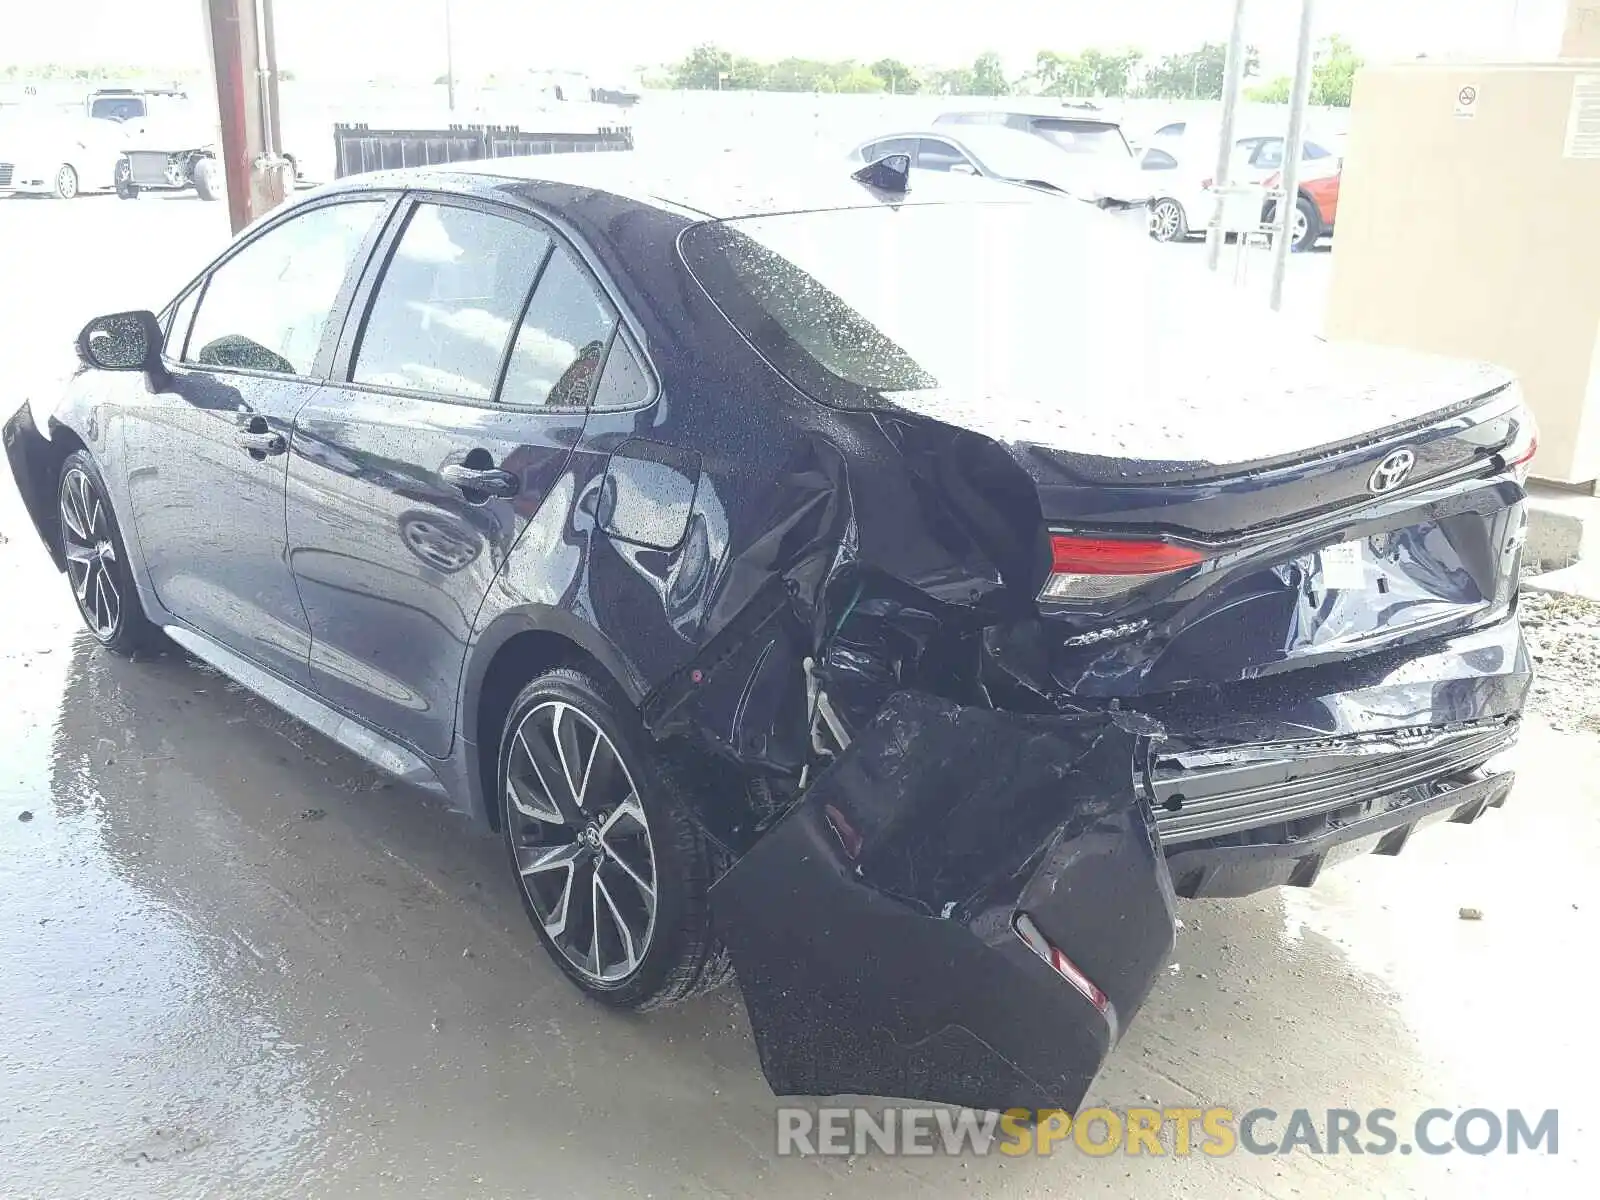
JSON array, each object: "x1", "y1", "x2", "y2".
[
  {"x1": 1269, "y1": 0, "x2": 1319, "y2": 311},
  {"x1": 1204, "y1": 0, "x2": 1251, "y2": 271},
  {"x1": 200, "y1": 0, "x2": 289, "y2": 233}
]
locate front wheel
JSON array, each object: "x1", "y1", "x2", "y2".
[
  {"x1": 499, "y1": 667, "x2": 730, "y2": 1009},
  {"x1": 192, "y1": 157, "x2": 221, "y2": 202},
  {"x1": 57, "y1": 450, "x2": 161, "y2": 655},
  {"x1": 1148, "y1": 197, "x2": 1188, "y2": 242},
  {"x1": 52, "y1": 164, "x2": 79, "y2": 200}
]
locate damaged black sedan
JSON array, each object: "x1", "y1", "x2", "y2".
[{"x1": 3, "y1": 156, "x2": 1534, "y2": 1114}]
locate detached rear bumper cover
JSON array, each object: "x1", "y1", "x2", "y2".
[
  {"x1": 3, "y1": 402, "x2": 63, "y2": 570},
  {"x1": 711, "y1": 692, "x2": 1177, "y2": 1113}
]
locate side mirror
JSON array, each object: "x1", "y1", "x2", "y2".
[{"x1": 76, "y1": 310, "x2": 163, "y2": 372}]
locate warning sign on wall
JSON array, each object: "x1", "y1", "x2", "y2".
[{"x1": 1564, "y1": 74, "x2": 1600, "y2": 159}]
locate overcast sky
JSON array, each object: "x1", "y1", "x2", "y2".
[{"x1": 6, "y1": 0, "x2": 1573, "y2": 80}]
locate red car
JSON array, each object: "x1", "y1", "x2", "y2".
[{"x1": 1264, "y1": 150, "x2": 1342, "y2": 251}]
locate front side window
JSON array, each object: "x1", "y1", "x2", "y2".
[
  {"x1": 352, "y1": 203, "x2": 553, "y2": 401},
  {"x1": 164, "y1": 286, "x2": 201, "y2": 359},
  {"x1": 187, "y1": 200, "x2": 385, "y2": 376},
  {"x1": 499, "y1": 246, "x2": 616, "y2": 408}
]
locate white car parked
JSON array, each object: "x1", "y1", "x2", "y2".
[{"x1": 0, "y1": 110, "x2": 122, "y2": 198}]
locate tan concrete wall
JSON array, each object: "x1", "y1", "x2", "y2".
[
  {"x1": 1565, "y1": 1, "x2": 1600, "y2": 56},
  {"x1": 1325, "y1": 63, "x2": 1600, "y2": 485}
]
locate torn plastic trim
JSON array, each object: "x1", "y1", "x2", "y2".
[
  {"x1": 708, "y1": 691, "x2": 1177, "y2": 1112},
  {"x1": 2, "y1": 401, "x2": 67, "y2": 571}
]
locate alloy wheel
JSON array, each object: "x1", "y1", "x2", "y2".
[
  {"x1": 506, "y1": 700, "x2": 658, "y2": 984},
  {"x1": 1150, "y1": 199, "x2": 1182, "y2": 241},
  {"x1": 59, "y1": 467, "x2": 122, "y2": 640},
  {"x1": 1293, "y1": 207, "x2": 1309, "y2": 245},
  {"x1": 55, "y1": 165, "x2": 78, "y2": 199}
]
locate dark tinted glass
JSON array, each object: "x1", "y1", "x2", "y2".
[
  {"x1": 591, "y1": 335, "x2": 650, "y2": 411},
  {"x1": 499, "y1": 246, "x2": 616, "y2": 408},
  {"x1": 1028, "y1": 118, "x2": 1132, "y2": 158},
  {"x1": 862, "y1": 137, "x2": 918, "y2": 161},
  {"x1": 164, "y1": 286, "x2": 201, "y2": 359},
  {"x1": 187, "y1": 200, "x2": 384, "y2": 376},
  {"x1": 1141, "y1": 149, "x2": 1179, "y2": 170},
  {"x1": 353, "y1": 203, "x2": 553, "y2": 400},
  {"x1": 915, "y1": 139, "x2": 972, "y2": 172},
  {"x1": 681, "y1": 199, "x2": 1212, "y2": 412}
]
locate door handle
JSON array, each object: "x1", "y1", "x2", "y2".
[
  {"x1": 440, "y1": 463, "x2": 519, "y2": 499},
  {"x1": 236, "y1": 429, "x2": 286, "y2": 456}
]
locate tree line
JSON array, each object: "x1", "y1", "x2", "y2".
[{"x1": 662, "y1": 38, "x2": 1364, "y2": 106}]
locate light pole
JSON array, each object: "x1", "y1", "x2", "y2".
[
  {"x1": 1269, "y1": 0, "x2": 1318, "y2": 311},
  {"x1": 1204, "y1": 0, "x2": 1251, "y2": 271},
  {"x1": 444, "y1": 0, "x2": 456, "y2": 111}
]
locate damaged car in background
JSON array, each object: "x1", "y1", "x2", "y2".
[{"x1": 3, "y1": 154, "x2": 1535, "y2": 1115}]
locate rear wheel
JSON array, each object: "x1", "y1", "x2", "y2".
[
  {"x1": 1149, "y1": 197, "x2": 1188, "y2": 242},
  {"x1": 1290, "y1": 195, "x2": 1321, "y2": 251},
  {"x1": 192, "y1": 158, "x2": 221, "y2": 202},
  {"x1": 499, "y1": 667, "x2": 730, "y2": 1009},
  {"x1": 52, "y1": 164, "x2": 79, "y2": 200},
  {"x1": 57, "y1": 450, "x2": 161, "y2": 655}
]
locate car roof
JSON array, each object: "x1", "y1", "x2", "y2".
[
  {"x1": 321, "y1": 150, "x2": 1032, "y2": 220},
  {"x1": 939, "y1": 107, "x2": 1124, "y2": 128}
]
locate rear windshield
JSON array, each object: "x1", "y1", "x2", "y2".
[
  {"x1": 1028, "y1": 119, "x2": 1133, "y2": 159},
  {"x1": 679, "y1": 198, "x2": 1168, "y2": 411}
]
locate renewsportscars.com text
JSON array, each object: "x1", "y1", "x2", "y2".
[{"x1": 776, "y1": 1106, "x2": 1560, "y2": 1157}]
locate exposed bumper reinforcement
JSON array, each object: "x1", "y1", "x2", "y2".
[{"x1": 1163, "y1": 764, "x2": 1515, "y2": 899}]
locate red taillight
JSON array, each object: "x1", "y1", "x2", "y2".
[
  {"x1": 1042, "y1": 535, "x2": 1206, "y2": 604},
  {"x1": 1506, "y1": 429, "x2": 1538, "y2": 483},
  {"x1": 1050, "y1": 535, "x2": 1206, "y2": 576}
]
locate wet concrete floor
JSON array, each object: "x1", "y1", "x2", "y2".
[{"x1": 1, "y1": 196, "x2": 1593, "y2": 1198}]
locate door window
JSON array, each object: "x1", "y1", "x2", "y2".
[
  {"x1": 915, "y1": 138, "x2": 974, "y2": 172},
  {"x1": 591, "y1": 334, "x2": 651, "y2": 411},
  {"x1": 860, "y1": 137, "x2": 918, "y2": 162},
  {"x1": 352, "y1": 203, "x2": 553, "y2": 401},
  {"x1": 164, "y1": 285, "x2": 201, "y2": 359},
  {"x1": 186, "y1": 200, "x2": 385, "y2": 376},
  {"x1": 499, "y1": 246, "x2": 617, "y2": 408}
]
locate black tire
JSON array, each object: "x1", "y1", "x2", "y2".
[
  {"x1": 499, "y1": 666, "x2": 730, "y2": 1009},
  {"x1": 57, "y1": 450, "x2": 162, "y2": 656},
  {"x1": 52, "y1": 164, "x2": 79, "y2": 200},
  {"x1": 1148, "y1": 197, "x2": 1189, "y2": 242},
  {"x1": 114, "y1": 160, "x2": 139, "y2": 199},
  {"x1": 1292, "y1": 194, "x2": 1321, "y2": 251},
  {"x1": 192, "y1": 158, "x2": 221, "y2": 202}
]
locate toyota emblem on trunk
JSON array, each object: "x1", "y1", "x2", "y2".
[{"x1": 1368, "y1": 449, "x2": 1416, "y2": 494}]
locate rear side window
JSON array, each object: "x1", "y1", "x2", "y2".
[
  {"x1": 591, "y1": 335, "x2": 651, "y2": 411},
  {"x1": 915, "y1": 139, "x2": 972, "y2": 172},
  {"x1": 353, "y1": 203, "x2": 552, "y2": 401},
  {"x1": 499, "y1": 246, "x2": 616, "y2": 408},
  {"x1": 861, "y1": 137, "x2": 918, "y2": 161},
  {"x1": 187, "y1": 200, "x2": 385, "y2": 376}
]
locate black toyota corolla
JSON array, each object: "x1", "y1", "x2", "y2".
[{"x1": 2, "y1": 155, "x2": 1535, "y2": 1114}]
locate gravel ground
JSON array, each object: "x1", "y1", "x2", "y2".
[{"x1": 1522, "y1": 589, "x2": 1600, "y2": 734}]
